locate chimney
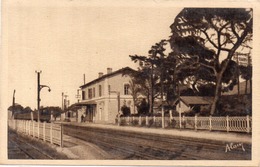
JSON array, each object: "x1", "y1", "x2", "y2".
[
  {"x1": 83, "y1": 74, "x2": 86, "y2": 84},
  {"x1": 98, "y1": 72, "x2": 103, "y2": 78},
  {"x1": 107, "y1": 68, "x2": 112, "y2": 74}
]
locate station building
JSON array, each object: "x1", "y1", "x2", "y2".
[{"x1": 76, "y1": 67, "x2": 136, "y2": 124}]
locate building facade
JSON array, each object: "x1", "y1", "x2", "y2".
[{"x1": 77, "y1": 67, "x2": 136, "y2": 124}]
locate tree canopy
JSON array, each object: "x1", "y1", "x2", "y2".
[{"x1": 170, "y1": 8, "x2": 252, "y2": 114}]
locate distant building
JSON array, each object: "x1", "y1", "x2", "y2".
[{"x1": 77, "y1": 67, "x2": 136, "y2": 124}]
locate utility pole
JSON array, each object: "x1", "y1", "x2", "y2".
[
  {"x1": 62, "y1": 92, "x2": 64, "y2": 110},
  {"x1": 12, "y1": 89, "x2": 16, "y2": 118},
  {"x1": 35, "y1": 71, "x2": 51, "y2": 122}
]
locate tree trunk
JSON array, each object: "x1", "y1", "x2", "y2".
[
  {"x1": 249, "y1": 79, "x2": 252, "y2": 97},
  {"x1": 245, "y1": 79, "x2": 248, "y2": 95},
  {"x1": 210, "y1": 73, "x2": 223, "y2": 115}
]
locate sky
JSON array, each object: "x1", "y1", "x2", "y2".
[{"x1": 6, "y1": 0, "x2": 182, "y2": 109}]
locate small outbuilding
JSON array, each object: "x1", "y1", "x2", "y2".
[{"x1": 174, "y1": 96, "x2": 213, "y2": 114}]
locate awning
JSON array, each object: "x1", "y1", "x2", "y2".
[{"x1": 75, "y1": 100, "x2": 97, "y2": 106}]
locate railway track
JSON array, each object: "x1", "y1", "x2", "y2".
[
  {"x1": 9, "y1": 133, "x2": 54, "y2": 159},
  {"x1": 64, "y1": 125, "x2": 251, "y2": 160},
  {"x1": 8, "y1": 129, "x2": 69, "y2": 160}
]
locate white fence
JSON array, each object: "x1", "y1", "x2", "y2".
[
  {"x1": 118, "y1": 115, "x2": 252, "y2": 133},
  {"x1": 8, "y1": 119, "x2": 63, "y2": 147}
]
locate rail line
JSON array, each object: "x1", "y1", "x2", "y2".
[
  {"x1": 9, "y1": 132, "x2": 54, "y2": 159},
  {"x1": 64, "y1": 125, "x2": 251, "y2": 160}
]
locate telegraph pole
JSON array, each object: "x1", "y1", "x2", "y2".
[
  {"x1": 35, "y1": 71, "x2": 51, "y2": 122},
  {"x1": 12, "y1": 89, "x2": 16, "y2": 118},
  {"x1": 62, "y1": 92, "x2": 64, "y2": 110}
]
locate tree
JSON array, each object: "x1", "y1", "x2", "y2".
[
  {"x1": 128, "y1": 77, "x2": 142, "y2": 114},
  {"x1": 130, "y1": 40, "x2": 170, "y2": 113},
  {"x1": 23, "y1": 106, "x2": 33, "y2": 114},
  {"x1": 137, "y1": 98, "x2": 149, "y2": 115},
  {"x1": 170, "y1": 8, "x2": 252, "y2": 115},
  {"x1": 8, "y1": 104, "x2": 24, "y2": 115}
]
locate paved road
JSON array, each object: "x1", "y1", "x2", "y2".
[{"x1": 63, "y1": 124, "x2": 251, "y2": 160}]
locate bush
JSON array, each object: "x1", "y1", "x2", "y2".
[{"x1": 121, "y1": 105, "x2": 130, "y2": 116}]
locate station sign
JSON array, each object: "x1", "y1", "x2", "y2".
[{"x1": 233, "y1": 53, "x2": 251, "y2": 67}]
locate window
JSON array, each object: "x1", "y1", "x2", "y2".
[
  {"x1": 88, "y1": 88, "x2": 92, "y2": 99},
  {"x1": 124, "y1": 84, "x2": 130, "y2": 95},
  {"x1": 93, "y1": 87, "x2": 95, "y2": 98},
  {"x1": 99, "y1": 85, "x2": 102, "y2": 97},
  {"x1": 82, "y1": 91, "x2": 86, "y2": 100}
]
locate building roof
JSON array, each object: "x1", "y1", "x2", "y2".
[
  {"x1": 75, "y1": 100, "x2": 97, "y2": 106},
  {"x1": 80, "y1": 67, "x2": 136, "y2": 89},
  {"x1": 175, "y1": 96, "x2": 213, "y2": 107}
]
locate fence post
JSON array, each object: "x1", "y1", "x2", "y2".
[
  {"x1": 27, "y1": 121, "x2": 30, "y2": 135},
  {"x1": 38, "y1": 122, "x2": 40, "y2": 138},
  {"x1": 162, "y1": 110, "x2": 165, "y2": 129},
  {"x1": 32, "y1": 121, "x2": 34, "y2": 137},
  {"x1": 146, "y1": 116, "x2": 149, "y2": 126},
  {"x1": 195, "y1": 114, "x2": 197, "y2": 131},
  {"x1": 118, "y1": 116, "x2": 121, "y2": 126},
  {"x1": 26, "y1": 121, "x2": 28, "y2": 134},
  {"x1": 50, "y1": 122, "x2": 53, "y2": 144},
  {"x1": 226, "y1": 116, "x2": 229, "y2": 132},
  {"x1": 24, "y1": 120, "x2": 26, "y2": 133},
  {"x1": 169, "y1": 110, "x2": 173, "y2": 125},
  {"x1": 153, "y1": 116, "x2": 156, "y2": 126},
  {"x1": 60, "y1": 124, "x2": 63, "y2": 147},
  {"x1": 182, "y1": 115, "x2": 185, "y2": 128},
  {"x1": 246, "y1": 115, "x2": 250, "y2": 133},
  {"x1": 139, "y1": 116, "x2": 142, "y2": 126},
  {"x1": 209, "y1": 115, "x2": 212, "y2": 131},
  {"x1": 128, "y1": 116, "x2": 130, "y2": 125},
  {"x1": 43, "y1": 122, "x2": 46, "y2": 141},
  {"x1": 24, "y1": 121, "x2": 26, "y2": 133},
  {"x1": 28, "y1": 121, "x2": 30, "y2": 136}
]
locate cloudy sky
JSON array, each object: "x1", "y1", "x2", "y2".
[{"x1": 5, "y1": 0, "x2": 181, "y2": 109}]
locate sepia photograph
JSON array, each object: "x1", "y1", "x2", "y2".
[{"x1": 1, "y1": 0, "x2": 260, "y2": 166}]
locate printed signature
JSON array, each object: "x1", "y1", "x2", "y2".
[{"x1": 225, "y1": 142, "x2": 245, "y2": 152}]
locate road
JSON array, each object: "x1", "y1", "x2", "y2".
[{"x1": 63, "y1": 124, "x2": 251, "y2": 160}]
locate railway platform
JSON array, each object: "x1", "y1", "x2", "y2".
[{"x1": 62, "y1": 121, "x2": 252, "y2": 144}]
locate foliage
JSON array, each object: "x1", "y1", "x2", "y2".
[
  {"x1": 8, "y1": 104, "x2": 24, "y2": 114},
  {"x1": 121, "y1": 105, "x2": 131, "y2": 116},
  {"x1": 170, "y1": 8, "x2": 252, "y2": 114},
  {"x1": 137, "y1": 98, "x2": 149, "y2": 115},
  {"x1": 42, "y1": 106, "x2": 63, "y2": 118},
  {"x1": 130, "y1": 40, "x2": 179, "y2": 113},
  {"x1": 23, "y1": 106, "x2": 33, "y2": 114}
]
